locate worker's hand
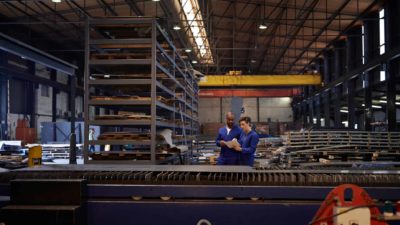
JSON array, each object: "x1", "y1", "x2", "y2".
[
  {"x1": 233, "y1": 145, "x2": 242, "y2": 151},
  {"x1": 220, "y1": 140, "x2": 226, "y2": 147}
]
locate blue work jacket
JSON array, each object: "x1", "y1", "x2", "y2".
[{"x1": 215, "y1": 125, "x2": 242, "y2": 165}]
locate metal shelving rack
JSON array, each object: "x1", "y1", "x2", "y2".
[{"x1": 83, "y1": 17, "x2": 199, "y2": 164}]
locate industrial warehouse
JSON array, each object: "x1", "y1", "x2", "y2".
[{"x1": 0, "y1": 0, "x2": 399, "y2": 224}]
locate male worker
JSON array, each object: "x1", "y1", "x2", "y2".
[
  {"x1": 233, "y1": 116, "x2": 259, "y2": 166},
  {"x1": 215, "y1": 112, "x2": 242, "y2": 165}
]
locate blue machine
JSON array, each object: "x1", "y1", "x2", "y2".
[{"x1": 0, "y1": 165, "x2": 399, "y2": 225}]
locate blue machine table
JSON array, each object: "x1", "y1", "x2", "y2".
[{"x1": 0, "y1": 165, "x2": 399, "y2": 225}]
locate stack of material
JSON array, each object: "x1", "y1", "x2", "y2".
[
  {"x1": 15, "y1": 119, "x2": 36, "y2": 144},
  {"x1": 98, "y1": 132, "x2": 152, "y2": 141},
  {"x1": 41, "y1": 144, "x2": 83, "y2": 160},
  {"x1": 0, "y1": 142, "x2": 26, "y2": 169},
  {"x1": 280, "y1": 131, "x2": 400, "y2": 166},
  {"x1": 193, "y1": 140, "x2": 219, "y2": 164}
]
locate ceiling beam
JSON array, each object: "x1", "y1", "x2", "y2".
[
  {"x1": 252, "y1": 0, "x2": 288, "y2": 72},
  {"x1": 285, "y1": 0, "x2": 352, "y2": 73},
  {"x1": 269, "y1": 0, "x2": 319, "y2": 72}
]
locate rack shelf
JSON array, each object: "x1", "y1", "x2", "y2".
[{"x1": 84, "y1": 17, "x2": 199, "y2": 165}]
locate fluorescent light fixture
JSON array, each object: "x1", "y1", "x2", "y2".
[
  {"x1": 251, "y1": 59, "x2": 256, "y2": 63},
  {"x1": 379, "y1": 9, "x2": 385, "y2": 55},
  {"x1": 104, "y1": 74, "x2": 111, "y2": 78},
  {"x1": 173, "y1": 25, "x2": 181, "y2": 30},
  {"x1": 152, "y1": 0, "x2": 160, "y2": 2},
  {"x1": 340, "y1": 110, "x2": 348, "y2": 113},
  {"x1": 192, "y1": 60, "x2": 198, "y2": 64},
  {"x1": 178, "y1": 0, "x2": 213, "y2": 64},
  {"x1": 379, "y1": 100, "x2": 387, "y2": 103},
  {"x1": 258, "y1": 24, "x2": 267, "y2": 30},
  {"x1": 380, "y1": 70, "x2": 386, "y2": 81},
  {"x1": 185, "y1": 49, "x2": 192, "y2": 53},
  {"x1": 362, "y1": 103, "x2": 382, "y2": 109},
  {"x1": 52, "y1": 0, "x2": 61, "y2": 2}
]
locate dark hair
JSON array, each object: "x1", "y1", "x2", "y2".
[{"x1": 239, "y1": 116, "x2": 251, "y2": 124}]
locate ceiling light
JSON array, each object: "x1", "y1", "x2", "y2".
[
  {"x1": 250, "y1": 59, "x2": 256, "y2": 63},
  {"x1": 259, "y1": 24, "x2": 267, "y2": 30},
  {"x1": 185, "y1": 49, "x2": 192, "y2": 53},
  {"x1": 52, "y1": 0, "x2": 61, "y2": 2},
  {"x1": 179, "y1": 0, "x2": 213, "y2": 64},
  {"x1": 192, "y1": 60, "x2": 198, "y2": 64},
  {"x1": 173, "y1": 25, "x2": 181, "y2": 31},
  {"x1": 104, "y1": 74, "x2": 111, "y2": 78},
  {"x1": 152, "y1": 0, "x2": 160, "y2": 2},
  {"x1": 340, "y1": 110, "x2": 348, "y2": 113},
  {"x1": 372, "y1": 105, "x2": 382, "y2": 109}
]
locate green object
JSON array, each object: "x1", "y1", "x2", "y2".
[{"x1": 384, "y1": 201, "x2": 394, "y2": 215}]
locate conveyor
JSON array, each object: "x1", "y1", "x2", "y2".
[{"x1": 0, "y1": 165, "x2": 399, "y2": 225}]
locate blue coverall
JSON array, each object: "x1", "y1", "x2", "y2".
[
  {"x1": 238, "y1": 130, "x2": 259, "y2": 166},
  {"x1": 215, "y1": 125, "x2": 242, "y2": 165}
]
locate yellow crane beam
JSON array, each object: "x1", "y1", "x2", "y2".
[{"x1": 198, "y1": 75, "x2": 321, "y2": 87}]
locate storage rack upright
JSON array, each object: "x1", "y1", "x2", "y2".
[{"x1": 83, "y1": 17, "x2": 199, "y2": 164}]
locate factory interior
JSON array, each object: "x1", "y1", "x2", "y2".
[{"x1": 0, "y1": 0, "x2": 400, "y2": 224}]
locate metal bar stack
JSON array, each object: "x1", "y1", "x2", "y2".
[
  {"x1": 83, "y1": 18, "x2": 199, "y2": 164},
  {"x1": 282, "y1": 131, "x2": 400, "y2": 164}
]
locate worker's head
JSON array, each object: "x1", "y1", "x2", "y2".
[
  {"x1": 239, "y1": 116, "x2": 252, "y2": 133},
  {"x1": 225, "y1": 112, "x2": 235, "y2": 128}
]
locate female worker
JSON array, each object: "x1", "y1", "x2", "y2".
[{"x1": 234, "y1": 116, "x2": 259, "y2": 166}]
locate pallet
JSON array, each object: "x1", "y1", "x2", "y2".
[
  {"x1": 95, "y1": 115, "x2": 127, "y2": 120},
  {"x1": 90, "y1": 95, "x2": 173, "y2": 105},
  {"x1": 98, "y1": 132, "x2": 151, "y2": 140}
]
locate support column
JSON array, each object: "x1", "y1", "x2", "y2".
[
  {"x1": 387, "y1": 62, "x2": 397, "y2": 131},
  {"x1": 323, "y1": 91, "x2": 330, "y2": 128},
  {"x1": 256, "y1": 97, "x2": 260, "y2": 122},
  {"x1": 302, "y1": 101, "x2": 308, "y2": 127},
  {"x1": 334, "y1": 86, "x2": 342, "y2": 128},
  {"x1": 0, "y1": 77, "x2": 8, "y2": 140},
  {"x1": 323, "y1": 50, "x2": 332, "y2": 85},
  {"x1": 387, "y1": 0, "x2": 400, "y2": 49},
  {"x1": 347, "y1": 79, "x2": 356, "y2": 129},
  {"x1": 69, "y1": 76, "x2": 77, "y2": 164},
  {"x1": 308, "y1": 98, "x2": 314, "y2": 127},
  {"x1": 364, "y1": 11, "x2": 379, "y2": 63},
  {"x1": 28, "y1": 62, "x2": 36, "y2": 128},
  {"x1": 364, "y1": 72, "x2": 373, "y2": 131},
  {"x1": 50, "y1": 70, "x2": 57, "y2": 122},
  {"x1": 315, "y1": 95, "x2": 321, "y2": 128},
  {"x1": 333, "y1": 40, "x2": 346, "y2": 80},
  {"x1": 346, "y1": 26, "x2": 363, "y2": 71}
]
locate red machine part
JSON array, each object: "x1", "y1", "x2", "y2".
[{"x1": 310, "y1": 184, "x2": 388, "y2": 225}]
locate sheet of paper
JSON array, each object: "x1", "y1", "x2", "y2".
[{"x1": 225, "y1": 138, "x2": 240, "y2": 148}]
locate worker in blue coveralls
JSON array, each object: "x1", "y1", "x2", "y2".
[
  {"x1": 233, "y1": 116, "x2": 259, "y2": 166},
  {"x1": 215, "y1": 112, "x2": 242, "y2": 165}
]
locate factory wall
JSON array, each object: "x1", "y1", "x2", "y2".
[
  {"x1": 5, "y1": 61, "x2": 84, "y2": 142},
  {"x1": 294, "y1": 1, "x2": 400, "y2": 131},
  {"x1": 199, "y1": 97, "x2": 293, "y2": 124}
]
